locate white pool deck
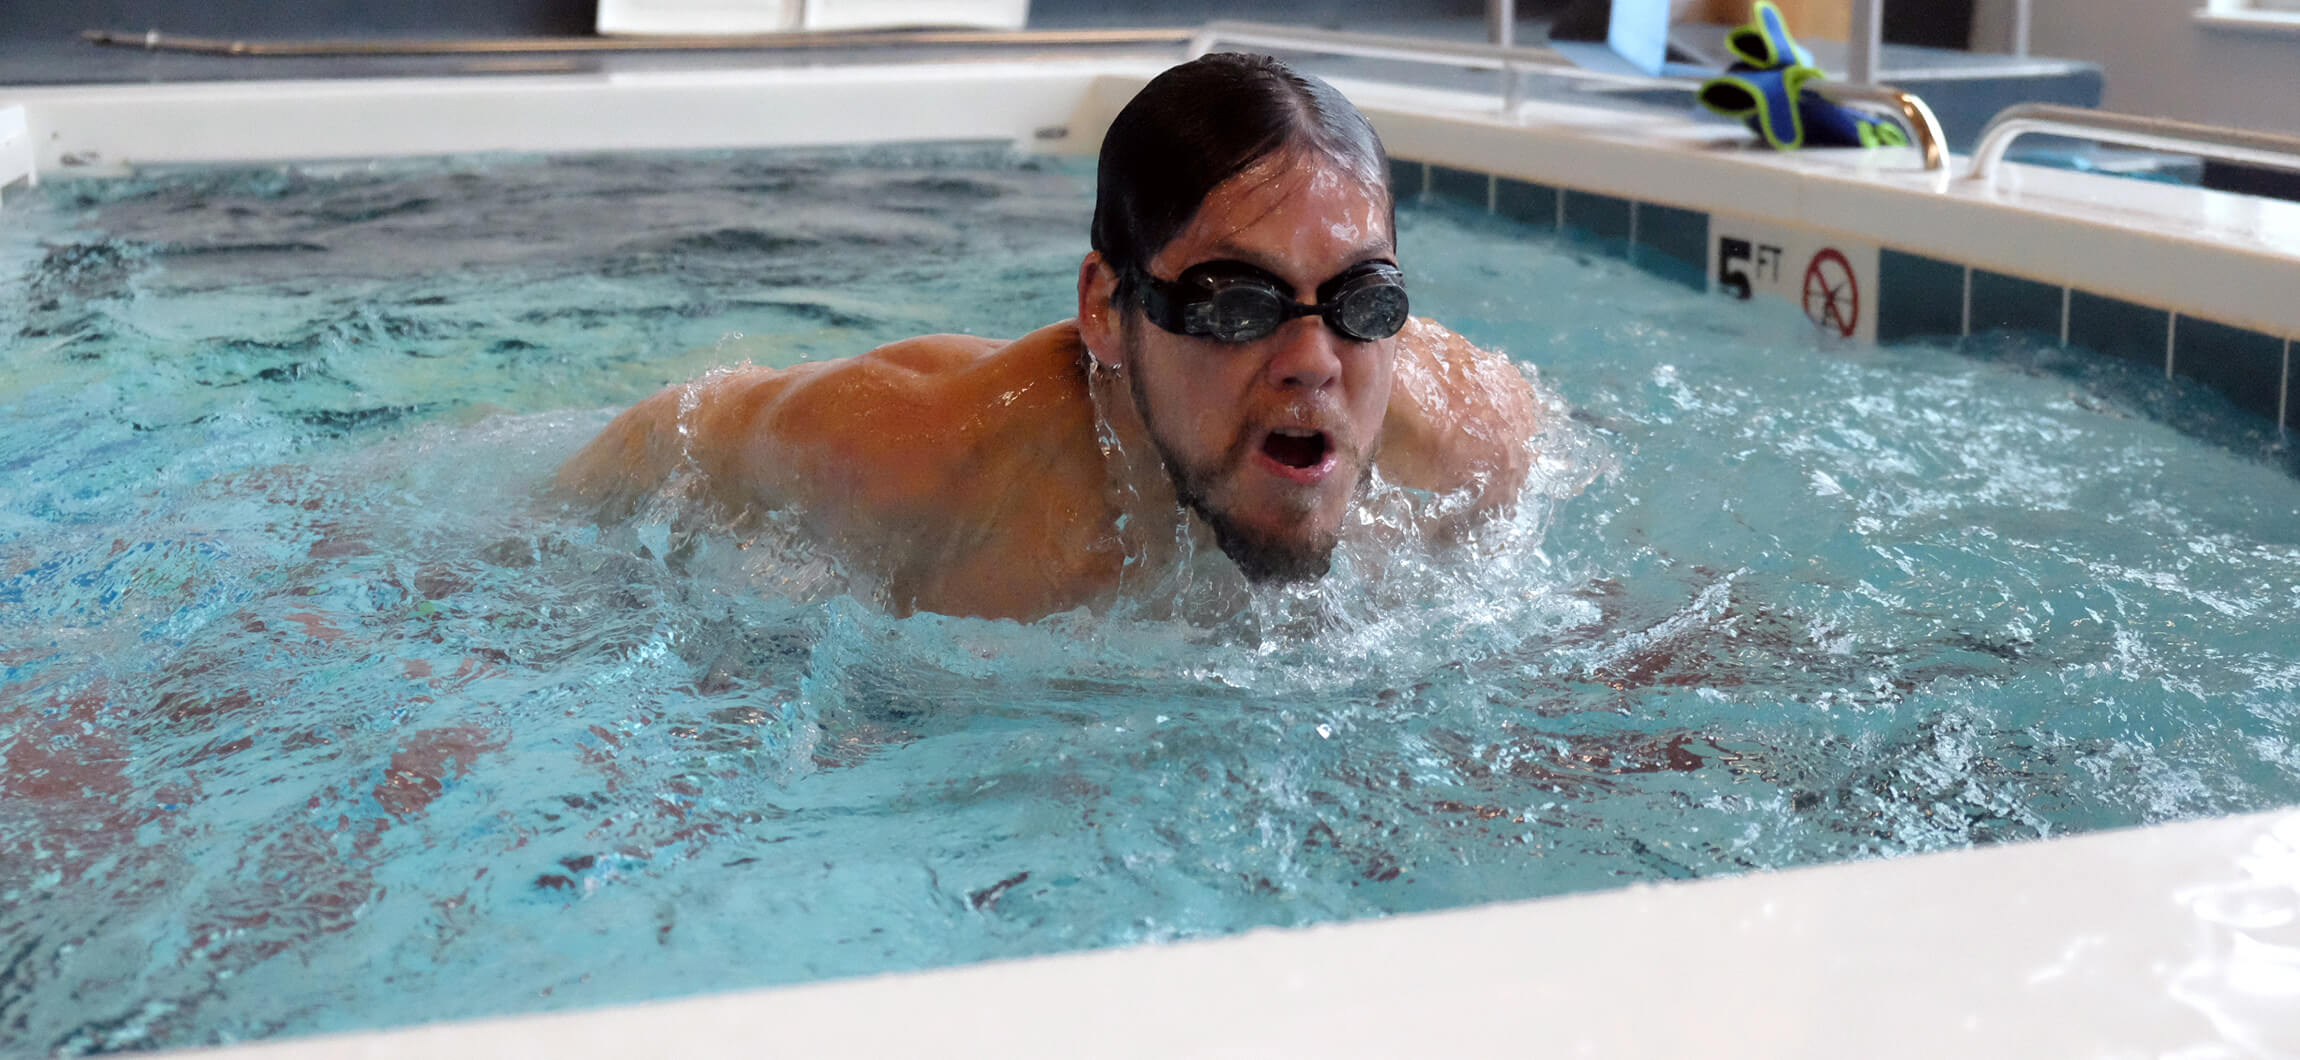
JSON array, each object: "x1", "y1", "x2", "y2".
[
  {"x1": 5, "y1": 52, "x2": 2300, "y2": 1057},
  {"x1": 183, "y1": 807, "x2": 2300, "y2": 1058}
]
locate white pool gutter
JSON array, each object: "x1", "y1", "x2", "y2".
[{"x1": 183, "y1": 808, "x2": 2300, "y2": 1057}]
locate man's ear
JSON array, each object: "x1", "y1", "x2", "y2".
[{"x1": 1076, "y1": 251, "x2": 1126, "y2": 371}]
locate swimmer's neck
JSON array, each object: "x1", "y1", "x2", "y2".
[{"x1": 1081, "y1": 351, "x2": 1219, "y2": 572}]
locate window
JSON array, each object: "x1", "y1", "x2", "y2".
[{"x1": 2197, "y1": 0, "x2": 2300, "y2": 32}]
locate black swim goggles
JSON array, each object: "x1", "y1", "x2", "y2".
[{"x1": 1132, "y1": 260, "x2": 1411, "y2": 344}]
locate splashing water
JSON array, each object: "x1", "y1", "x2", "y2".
[{"x1": 3, "y1": 148, "x2": 2300, "y2": 1054}]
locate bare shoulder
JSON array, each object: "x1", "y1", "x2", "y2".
[
  {"x1": 555, "y1": 323, "x2": 1091, "y2": 522},
  {"x1": 1378, "y1": 317, "x2": 1538, "y2": 503},
  {"x1": 753, "y1": 326, "x2": 1087, "y2": 502}
]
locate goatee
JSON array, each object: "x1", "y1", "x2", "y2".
[{"x1": 1128, "y1": 362, "x2": 1341, "y2": 584}]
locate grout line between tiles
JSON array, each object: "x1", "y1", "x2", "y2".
[
  {"x1": 1959, "y1": 267, "x2": 1972, "y2": 339},
  {"x1": 2166, "y1": 313, "x2": 2179, "y2": 380}
]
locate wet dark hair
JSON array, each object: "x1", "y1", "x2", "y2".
[{"x1": 1091, "y1": 53, "x2": 1394, "y2": 299}]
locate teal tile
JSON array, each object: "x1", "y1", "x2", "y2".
[
  {"x1": 2174, "y1": 315, "x2": 2286, "y2": 422},
  {"x1": 2066, "y1": 290, "x2": 2167, "y2": 369},
  {"x1": 1633, "y1": 204, "x2": 1708, "y2": 292},
  {"x1": 1494, "y1": 178, "x2": 1556, "y2": 230},
  {"x1": 1561, "y1": 190, "x2": 1633, "y2": 258},
  {"x1": 1389, "y1": 159, "x2": 1425, "y2": 201},
  {"x1": 1877, "y1": 249, "x2": 1965, "y2": 344},
  {"x1": 1968, "y1": 269, "x2": 2061, "y2": 339},
  {"x1": 1429, "y1": 165, "x2": 1489, "y2": 206}
]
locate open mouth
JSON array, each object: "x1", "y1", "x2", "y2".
[{"x1": 1260, "y1": 428, "x2": 1333, "y2": 471}]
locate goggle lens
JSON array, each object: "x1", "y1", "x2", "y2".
[
  {"x1": 1137, "y1": 261, "x2": 1409, "y2": 344},
  {"x1": 1333, "y1": 280, "x2": 1410, "y2": 341}
]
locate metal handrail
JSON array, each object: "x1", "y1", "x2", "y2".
[
  {"x1": 1192, "y1": 20, "x2": 1687, "y2": 122},
  {"x1": 81, "y1": 26, "x2": 1194, "y2": 56},
  {"x1": 1969, "y1": 102, "x2": 2300, "y2": 184},
  {"x1": 1192, "y1": 21, "x2": 1607, "y2": 80},
  {"x1": 81, "y1": 18, "x2": 1951, "y2": 174},
  {"x1": 1192, "y1": 21, "x2": 1948, "y2": 172}
]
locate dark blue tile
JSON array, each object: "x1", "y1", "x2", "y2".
[
  {"x1": 1428, "y1": 165, "x2": 1489, "y2": 207},
  {"x1": 1968, "y1": 269, "x2": 2061, "y2": 339},
  {"x1": 2174, "y1": 316, "x2": 2286, "y2": 422},
  {"x1": 2066, "y1": 290, "x2": 2168, "y2": 369},
  {"x1": 1876, "y1": 248, "x2": 1965, "y2": 344},
  {"x1": 1389, "y1": 158, "x2": 1426, "y2": 201},
  {"x1": 1560, "y1": 190, "x2": 1633, "y2": 258},
  {"x1": 1494, "y1": 177, "x2": 1557, "y2": 230},
  {"x1": 1633, "y1": 204, "x2": 1709, "y2": 292}
]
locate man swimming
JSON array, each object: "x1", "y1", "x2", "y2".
[{"x1": 555, "y1": 52, "x2": 1539, "y2": 621}]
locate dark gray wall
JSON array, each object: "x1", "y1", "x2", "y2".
[
  {"x1": 6, "y1": 0, "x2": 1500, "y2": 44},
  {"x1": 6, "y1": 0, "x2": 597, "y2": 42},
  {"x1": 5, "y1": 0, "x2": 1963, "y2": 49}
]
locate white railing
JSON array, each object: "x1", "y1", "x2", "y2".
[{"x1": 1969, "y1": 102, "x2": 2300, "y2": 186}]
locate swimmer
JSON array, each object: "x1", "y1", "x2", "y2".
[{"x1": 556, "y1": 53, "x2": 1539, "y2": 620}]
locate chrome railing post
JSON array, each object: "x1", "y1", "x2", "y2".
[{"x1": 1847, "y1": 0, "x2": 1884, "y2": 83}]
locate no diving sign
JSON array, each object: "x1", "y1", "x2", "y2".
[
  {"x1": 1709, "y1": 218, "x2": 1878, "y2": 344},
  {"x1": 1803, "y1": 248, "x2": 1858, "y2": 338}
]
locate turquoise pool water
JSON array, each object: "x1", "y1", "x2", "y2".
[{"x1": 5, "y1": 148, "x2": 2300, "y2": 1054}]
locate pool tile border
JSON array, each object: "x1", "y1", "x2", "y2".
[
  {"x1": 1396, "y1": 156, "x2": 2299, "y2": 435},
  {"x1": 1866, "y1": 248, "x2": 2296, "y2": 430}
]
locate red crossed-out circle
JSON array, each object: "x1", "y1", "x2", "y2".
[{"x1": 1802, "y1": 248, "x2": 1859, "y2": 338}]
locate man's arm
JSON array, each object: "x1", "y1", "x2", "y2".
[{"x1": 1377, "y1": 317, "x2": 1540, "y2": 521}]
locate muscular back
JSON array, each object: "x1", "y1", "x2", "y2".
[{"x1": 555, "y1": 323, "x2": 1123, "y2": 618}]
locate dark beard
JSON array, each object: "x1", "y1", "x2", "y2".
[{"x1": 1127, "y1": 360, "x2": 1338, "y2": 585}]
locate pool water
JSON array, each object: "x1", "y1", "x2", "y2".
[{"x1": 5, "y1": 147, "x2": 2300, "y2": 1054}]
